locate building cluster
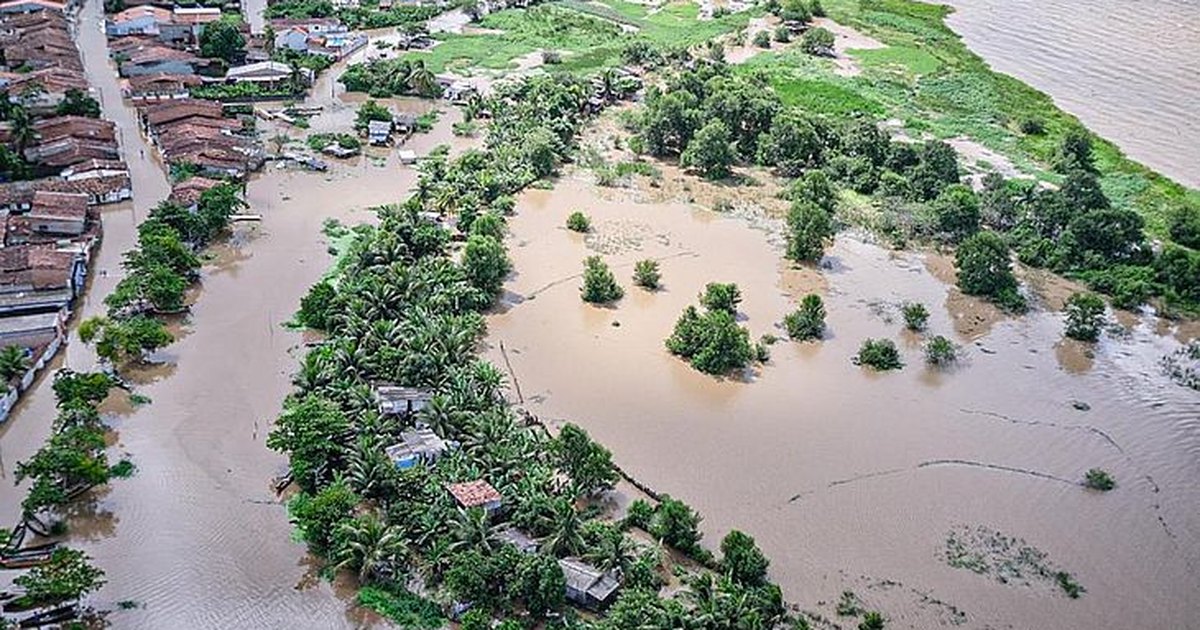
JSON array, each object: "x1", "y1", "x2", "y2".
[
  {"x1": 373, "y1": 384, "x2": 622, "y2": 612},
  {"x1": 269, "y1": 17, "x2": 367, "y2": 60},
  {"x1": 137, "y1": 97, "x2": 262, "y2": 179},
  {"x1": 0, "y1": 0, "x2": 131, "y2": 420}
]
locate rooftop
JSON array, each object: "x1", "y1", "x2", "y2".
[
  {"x1": 0, "y1": 310, "x2": 60, "y2": 335},
  {"x1": 559, "y1": 558, "x2": 620, "y2": 603},
  {"x1": 447, "y1": 480, "x2": 501, "y2": 508}
]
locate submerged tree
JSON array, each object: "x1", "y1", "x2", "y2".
[
  {"x1": 1063, "y1": 292, "x2": 1106, "y2": 342},
  {"x1": 783, "y1": 293, "x2": 826, "y2": 341},
  {"x1": 954, "y1": 232, "x2": 1024, "y2": 311},
  {"x1": 78, "y1": 316, "x2": 173, "y2": 366},
  {"x1": 581, "y1": 256, "x2": 624, "y2": 304},
  {"x1": 633, "y1": 259, "x2": 662, "y2": 290},
  {"x1": 786, "y1": 200, "x2": 833, "y2": 262}
]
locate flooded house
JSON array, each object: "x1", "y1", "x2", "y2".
[
  {"x1": 374, "y1": 384, "x2": 434, "y2": 416},
  {"x1": 225, "y1": 61, "x2": 308, "y2": 89},
  {"x1": 118, "y1": 44, "x2": 203, "y2": 77},
  {"x1": 25, "y1": 190, "x2": 87, "y2": 236},
  {"x1": 167, "y1": 176, "x2": 222, "y2": 211},
  {"x1": 0, "y1": 310, "x2": 62, "y2": 349},
  {"x1": 447, "y1": 479, "x2": 502, "y2": 514},
  {"x1": 367, "y1": 119, "x2": 392, "y2": 146},
  {"x1": 384, "y1": 425, "x2": 453, "y2": 469},
  {"x1": 558, "y1": 558, "x2": 620, "y2": 610},
  {"x1": 122, "y1": 73, "x2": 202, "y2": 102},
  {"x1": 271, "y1": 18, "x2": 366, "y2": 60},
  {"x1": 0, "y1": 244, "x2": 83, "y2": 315}
]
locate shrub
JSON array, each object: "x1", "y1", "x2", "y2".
[
  {"x1": 901, "y1": 302, "x2": 929, "y2": 331},
  {"x1": 699, "y1": 282, "x2": 741, "y2": 314},
  {"x1": 753, "y1": 30, "x2": 772, "y2": 48},
  {"x1": 859, "y1": 611, "x2": 886, "y2": 630},
  {"x1": 773, "y1": 26, "x2": 791, "y2": 42},
  {"x1": 801, "y1": 27, "x2": 835, "y2": 57},
  {"x1": 784, "y1": 294, "x2": 825, "y2": 340},
  {"x1": 666, "y1": 305, "x2": 755, "y2": 375},
  {"x1": 566, "y1": 211, "x2": 591, "y2": 233},
  {"x1": 924, "y1": 335, "x2": 957, "y2": 366},
  {"x1": 541, "y1": 50, "x2": 561, "y2": 65},
  {"x1": 1063, "y1": 292, "x2": 1106, "y2": 342},
  {"x1": 1084, "y1": 468, "x2": 1115, "y2": 491},
  {"x1": 681, "y1": 120, "x2": 737, "y2": 180},
  {"x1": 1018, "y1": 117, "x2": 1045, "y2": 135},
  {"x1": 720, "y1": 530, "x2": 769, "y2": 586},
  {"x1": 1055, "y1": 571, "x2": 1085, "y2": 599},
  {"x1": 581, "y1": 256, "x2": 623, "y2": 304},
  {"x1": 633, "y1": 259, "x2": 661, "y2": 290},
  {"x1": 1167, "y1": 205, "x2": 1200, "y2": 249},
  {"x1": 856, "y1": 338, "x2": 902, "y2": 371},
  {"x1": 955, "y1": 232, "x2": 1024, "y2": 311}
]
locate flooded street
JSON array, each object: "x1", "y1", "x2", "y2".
[
  {"x1": 484, "y1": 174, "x2": 1200, "y2": 629},
  {"x1": 942, "y1": 0, "x2": 1200, "y2": 188}
]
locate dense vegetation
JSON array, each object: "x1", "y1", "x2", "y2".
[
  {"x1": 263, "y1": 0, "x2": 440, "y2": 30},
  {"x1": 278, "y1": 75, "x2": 802, "y2": 627},
  {"x1": 666, "y1": 283, "x2": 758, "y2": 375}
]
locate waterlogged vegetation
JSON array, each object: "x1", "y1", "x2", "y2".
[
  {"x1": 278, "y1": 75, "x2": 802, "y2": 627},
  {"x1": 943, "y1": 525, "x2": 1085, "y2": 599}
]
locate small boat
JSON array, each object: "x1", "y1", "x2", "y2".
[{"x1": 18, "y1": 604, "x2": 77, "y2": 628}]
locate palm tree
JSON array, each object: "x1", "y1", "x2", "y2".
[
  {"x1": 407, "y1": 60, "x2": 439, "y2": 98},
  {"x1": 539, "y1": 497, "x2": 584, "y2": 557},
  {"x1": 0, "y1": 346, "x2": 29, "y2": 382},
  {"x1": 337, "y1": 512, "x2": 406, "y2": 584},
  {"x1": 10, "y1": 104, "x2": 36, "y2": 155},
  {"x1": 447, "y1": 506, "x2": 500, "y2": 554},
  {"x1": 582, "y1": 522, "x2": 636, "y2": 575}
]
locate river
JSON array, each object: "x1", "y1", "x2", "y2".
[{"x1": 942, "y1": 0, "x2": 1200, "y2": 189}]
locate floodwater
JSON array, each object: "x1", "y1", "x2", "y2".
[
  {"x1": 484, "y1": 170, "x2": 1200, "y2": 628},
  {"x1": 942, "y1": 0, "x2": 1200, "y2": 189},
  {"x1": 0, "y1": 0, "x2": 473, "y2": 625}
]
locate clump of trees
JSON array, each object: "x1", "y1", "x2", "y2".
[
  {"x1": 633, "y1": 259, "x2": 661, "y2": 290},
  {"x1": 199, "y1": 16, "x2": 246, "y2": 64},
  {"x1": 786, "y1": 200, "x2": 834, "y2": 262},
  {"x1": 784, "y1": 293, "x2": 826, "y2": 340},
  {"x1": 56, "y1": 88, "x2": 100, "y2": 118},
  {"x1": 680, "y1": 120, "x2": 737, "y2": 179},
  {"x1": 856, "y1": 338, "x2": 903, "y2": 371},
  {"x1": 1063, "y1": 292, "x2": 1106, "y2": 342},
  {"x1": 954, "y1": 231, "x2": 1025, "y2": 311},
  {"x1": 340, "y1": 57, "x2": 442, "y2": 98},
  {"x1": 667, "y1": 283, "x2": 757, "y2": 375},
  {"x1": 581, "y1": 256, "x2": 624, "y2": 304},
  {"x1": 354, "y1": 99, "x2": 393, "y2": 133}
]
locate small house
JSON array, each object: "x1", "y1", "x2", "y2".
[
  {"x1": 392, "y1": 112, "x2": 417, "y2": 132},
  {"x1": 559, "y1": 558, "x2": 620, "y2": 610},
  {"x1": 397, "y1": 149, "x2": 417, "y2": 165},
  {"x1": 0, "y1": 311, "x2": 63, "y2": 349},
  {"x1": 374, "y1": 384, "x2": 434, "y2": 416},
  {"x1": 447, "y1": 480, "x2": 502, "y2": 514},
  {"x1": 384, "y1": 425, "x2": 451, "y2": 469},
  {"x1": 225, "y1": 61, "x2": 306, "y2": 88},
  {"x1": 367, "y1": 119, "x2": 392, "y2": 146},
  {"x1": 27, "y1": 190, "x2": 87, "y2": 236}
]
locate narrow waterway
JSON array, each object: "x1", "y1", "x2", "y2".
[{"x1": 942, "y1": 0, "x2": 1200, "y2": 188}]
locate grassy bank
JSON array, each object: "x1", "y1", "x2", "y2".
[{"x1": 742, "y1": 0, "x2": 1197, "y2": 237}]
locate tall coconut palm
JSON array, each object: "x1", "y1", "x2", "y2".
[
  {"x1": 538, "y1": 497, "x2": 584, "y2": 557},
  {"x1": 447, "y1": 506, "x2": 500, "y2": 555},
  {"x1": 337, "y1": 512, "x2": 406, "y2": 584}
]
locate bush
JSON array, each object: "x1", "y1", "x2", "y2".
[
  {"x1": 801, "y1": 27, "x2": 835, "y2": 57},
  {"x1": 720, "y1": 530, "x2": 769, "y2": 586},
  {"x1": 666, "y1": 305, "x2": 755, "y2": 375},
  {"x1": 859, "y1": 611, "x2": 886, "y2": 630},
  {"x1": 1063, "y1": 292, "x2": 1106, "y2": 342},
  {"x1": 633, "y1": 259, "x2": 661, "y2": 290},
  {"x1": 681, "y1": 120, "x2": 737, "y2": 180},
  {"x1": 773, "y1": 26, "x2": 791, "y2": 42},
  {"x1": 566, "y1": 211, "x2": 591, "y2": 233},
  {"x1": 856, "y1": 338, "x2": 902, "y2": 371},
  {"x1": 1167, "y1": 205, "x2": 1200, "y2": 249},
  {"x1": 924, "y1": 335, "x2": 957, "y2": 366},
  {"x1": 1018, "y1": 117, "x2": 1045, "y2": 135},
  {"x1": 581, "y1": 256, "x2": 623, "y2": 304},
  {"x1": 901, "y1": 302, "x2": 929, "y2": 331},
  {"x1": 699, "y1": 282, "x2": 741, "y2": 314},
  {"x1": 753, "y1": 30, "x2": 772, "y2": 48},
  {"x1": 1084, "y1": 468, "x2": 1115, "y2": 491},
  {"x1": 541, "y1": 50, "x2": 562, "y2": 65},
  {"x1": 784, "y1": 294, "x2": 825, "y2": 340}
]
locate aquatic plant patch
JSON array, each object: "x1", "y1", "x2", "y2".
[{"x1": 942, "y1": 525, "x2": 1084, "y2": 598}]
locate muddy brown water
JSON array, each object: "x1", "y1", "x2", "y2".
[
  {"x1": 0, "y1": 1, "x2": 475, "y2": 624},
  {"x1": 942, "y1": 0, "x2": 1200, "y2": 189},
  {"x1": 484, "y1": 174, "x2": 1200, "y2": 629}
]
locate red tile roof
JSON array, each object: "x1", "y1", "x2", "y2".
[{"x1": 447, "y1": 480, "x2": 502, "y2": 508}]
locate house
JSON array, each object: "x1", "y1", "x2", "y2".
[
  {"x1": 558, "y1": 558, "x2": 620, "y2": 610},
  {"x1": 0, "y1": 244, "x2": 83, "y2": 305},
  {"x1": 26, "y1": 190, "x2": 87, "y2": 236},
  {"x1": 385, "y1": 425, "x2": 452, "y2": 469},
  {"x1": 367, "y1": 119, "x2": 392, "y2": 146},
  {"x1": 123, "y1": 72, "x2": 202, "y2": 102},
  {"x1": 160, "y1": 7, "x2": 221, "y2": 44},
  {"x1": 119, "y1": 45, "x2": 203, "y2": 77},
  {"x1": 105, "y1": 6, "x2": 171, "y2": 38},
  {"x1": 0, "y1": 0, "x2": 62, "y2": 15},
  {"x1": 393, "y1": 112, "x2": 417, "y2": 132},
  {"x1": 60, "y1": 159, "x2": 128, "y2": 182},
  {"x1": 225, "y1": 60, "x2": 306, "y2": 88},
  {"x1": 374, "y1": 384, "x2": 433, "y2": 416},
  {"x1": 447, "y1": 479, "x2": 502, "y2": 513},
  {"x1": 1, "y1": 67, "x2": 89, "y2": 113},
  {"x1": 140, "y1": 98, "x2": 225, "y2": 129},
  {"x1": 0, "y1": 310, "x2": 63, "y2": 349},
  {"x1": 397, "y1": 149, "x2": 417, "y2": 165},
  {"x1": 167, "y1": 176, "x2": 222, "y2": 210}
]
